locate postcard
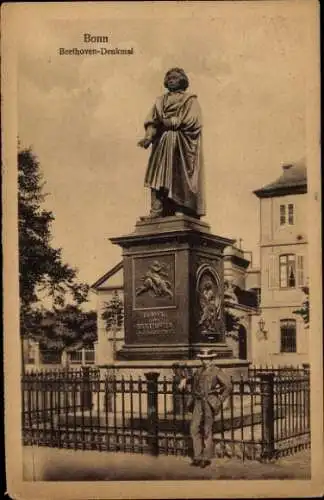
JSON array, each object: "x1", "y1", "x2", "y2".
[{"x1": 2, "y1": 1, "x2": 323, "y2": 498}]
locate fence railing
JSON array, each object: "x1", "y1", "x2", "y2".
[
  {"x1": 22, "y1": 366, "x2": 310, "y2": 461},
  {"x1": 248, "y1": 364, "x2": 310, "y2": 379}
]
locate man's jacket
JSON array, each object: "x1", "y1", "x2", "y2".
[{"x1": 185, "y1": 365, "x2": 232, "y2": 412}]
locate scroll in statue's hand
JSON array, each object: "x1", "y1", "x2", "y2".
[{"x1": 137, "y1": 138, "x2": 152, "y2": 149}]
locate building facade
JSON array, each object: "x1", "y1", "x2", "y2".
[
  {"x1": 91, "y1": 262, "x2": 125, "y2": 366},
  {"x1": 251, "y1": 161, "x2": 308, "y2": 366}
]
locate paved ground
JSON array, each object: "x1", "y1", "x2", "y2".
[{"x1": 23, "y1": 446, "x2": 311, "y2": 481}]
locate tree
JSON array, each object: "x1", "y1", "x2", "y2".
[
  {"x1": 293, "y1": 286, "x2": 310, "y2": 328},
  {"x1": 224, "y1": 309, "x2": 241, "y2": 340},
  {"x1": 101, "y1": 291, "x2": 124, "y2": 331},
  {"x1": 101, "y1": 291, "x2": 124, "y2": 358},
  {"x1": 39, "y1": 306, "x2": 97, "y2": 351},
  {"x1": 18, "y1": 147, "x2": 89, "y2": 340}
]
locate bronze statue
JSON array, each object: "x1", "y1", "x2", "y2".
[{"x1": 138, "y1": 68, "x2": 205, "y2": 219}]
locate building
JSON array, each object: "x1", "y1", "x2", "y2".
[
  {"x1": 223, "y1": 246, "x2": 259, "y2": 360},
  {"x1": 22, "y1": 337, "x2": 95, "y2": 370},
  {"x1": 251, "y1": 161, "x2": 308, "y2": 366},
  {"x1": 91, "y1": 262, "x2": 125, "y2": 366}
]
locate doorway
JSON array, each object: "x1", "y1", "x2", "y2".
[{"x1": 238, "y1": 325, "x2": 247, "y2": 359}]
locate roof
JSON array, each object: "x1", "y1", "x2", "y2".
[
  {"x1": 253, "y1": 160, "x2": 307, "y2": 198},
  {"x1": 91, "y1": 261, "x2": 123, "y2": 290}
]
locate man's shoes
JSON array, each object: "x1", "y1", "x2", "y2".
[
  {"x1": 190, "y1": 459, "x2": 201, "y2": 467},
  {"x1": 200, "y1": 460, "x2": 212, "y2": 468}
]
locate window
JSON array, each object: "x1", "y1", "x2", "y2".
[
  {"x1": 85, "y1": 348, "x2": 95, "y2": 364},
  {"x1": 279, "y1": 204, "x2": 294, "y2": 226},
  {"x1": 69, "y1": 350, "x2": 82, "y2": 364},
  {"x1": 279, "y1": 254, "x2": 296, "y2": 288},
  {"x1": 26, "y1": 343, "x2": 36, "y2": 364},
  {"x1": 40, "y1": 350, "x2": 62, "y2": 364},
  {"x1": 280, "y1": 319, "x2": 297, "y2": 352}
]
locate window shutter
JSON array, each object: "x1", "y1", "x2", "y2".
[
  {"x1": 268, "y1": 255, "x2": 277, "y2": 289},
  {"x1": 274, "y1": 255, "x2": 279, "y2": 288},
  {"x1": 280, "y1": 205, "x2": 286, "y2": 225},
  {"x1": 288, "y1": 204, "x2": 294, "y2": 225},
  {"x1": 297, "y1": 255, "x2": 305, "y2": 287}
]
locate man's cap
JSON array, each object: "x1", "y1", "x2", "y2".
[{"x1": 197, "y1": 348, "x2": 218, "y2": 359}]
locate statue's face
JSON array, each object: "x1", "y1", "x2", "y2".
[{"x1": 166, "y1": 71, "x2": 183, "y2": 91}]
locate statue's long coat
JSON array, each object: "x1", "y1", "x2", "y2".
[{"x1": 143, "y1": 90, "x2": 206, "y2": 216}]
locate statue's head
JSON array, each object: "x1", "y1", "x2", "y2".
[{"x1": 164, "y1": 67, "x2": 189, "y2": 92}]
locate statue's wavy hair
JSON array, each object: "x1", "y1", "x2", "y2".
[{"x1": 164, "y1": 67, "x2": 189, "y2": 91}]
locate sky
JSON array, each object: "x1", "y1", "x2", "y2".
[{"x1": 16, "y1": 2, "x2": 309, "y2": 307}]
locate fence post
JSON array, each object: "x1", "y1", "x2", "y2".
[
  {"x1": 260, "y1": 372, "x2": 275, "y2": 460},
  {"x1": 302, "y1": 363, "x2": 310, "y2": 429},
  {"x1": 81, "y1": 366, "x2": 92, "y2": 410},
  {"x1": 145, "y1": 372, "x2": 159, "y2": 456}
]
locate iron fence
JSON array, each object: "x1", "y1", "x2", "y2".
[{"x1": 22, "y1": 366, "x2": 310, "y2": 461}]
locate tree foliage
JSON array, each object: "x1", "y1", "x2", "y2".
[
  {"x1": 224, "y1": 282, "x2": 241, "y2": 340},
  {"x1": 102, "y1": 291, "x2": 124, "y2": 331},
  {"x1": 18, "y1": 147, "x2": 90, "y2": 340},
  {"x1": 224, "y1": 309, "x2": 241, "y2": 339},
  {"x1": 293, "y1": 286, "x2": 310, "y2": 328},
  {"x1": 38, "y1": 305, "x2": 97, "y2": 351}
]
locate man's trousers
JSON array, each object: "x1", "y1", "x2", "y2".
[{"x1": 190, "y1": 400, "x2": 215, "y2": 460}]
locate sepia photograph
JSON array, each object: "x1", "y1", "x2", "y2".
[{"x1": 2, "y1": 1, "x2": 322, "y2": 498}]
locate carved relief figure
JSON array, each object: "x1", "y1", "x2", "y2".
[
  {"x1": 198, "y1": 278, "x2": 221, "y2": 333},
  {"x1": 136, "y1": 261, "x2": 173, "y2": 298}
]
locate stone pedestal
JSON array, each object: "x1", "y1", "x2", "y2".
[{"x1": 110, "y1": 214, "x2": 234, "y2": 361}]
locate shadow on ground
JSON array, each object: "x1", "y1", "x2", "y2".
[{"x1": 23, "y1": 446, "x2": 311, "y2": 481}]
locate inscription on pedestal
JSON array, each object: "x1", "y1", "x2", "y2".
[{"x1": 135, "y1": 310, "x2": 175, "y2": 336}]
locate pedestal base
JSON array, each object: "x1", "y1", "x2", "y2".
[
  {"x1": 99, "y1": 357, "x2": 250, "y2": 380},
  {"x1": 116, "y1": 343, "x2": 190, "y2": 361},
  {"x1": 117, "y1": 342, "x2": 233, "y2": 361}
]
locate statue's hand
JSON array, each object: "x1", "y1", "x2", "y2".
[{"x1": 137, "y1": 138, "x2": 151, "y2": 149}]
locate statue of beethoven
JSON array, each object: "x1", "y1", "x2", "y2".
[{"x1": 138, "y1": 68, "x2": 206, "y2": 219}]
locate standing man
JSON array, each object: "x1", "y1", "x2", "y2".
[
  {"x1": 137, "y1": 67, "x2": 205, "y2": 219},
  {"x1": 178, "y1": 348, "x2": 232, "y2": 468}
]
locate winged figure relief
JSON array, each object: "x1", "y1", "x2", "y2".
[{"x1": 198, "y1": 279, "x2": 220, "y2": 332}]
